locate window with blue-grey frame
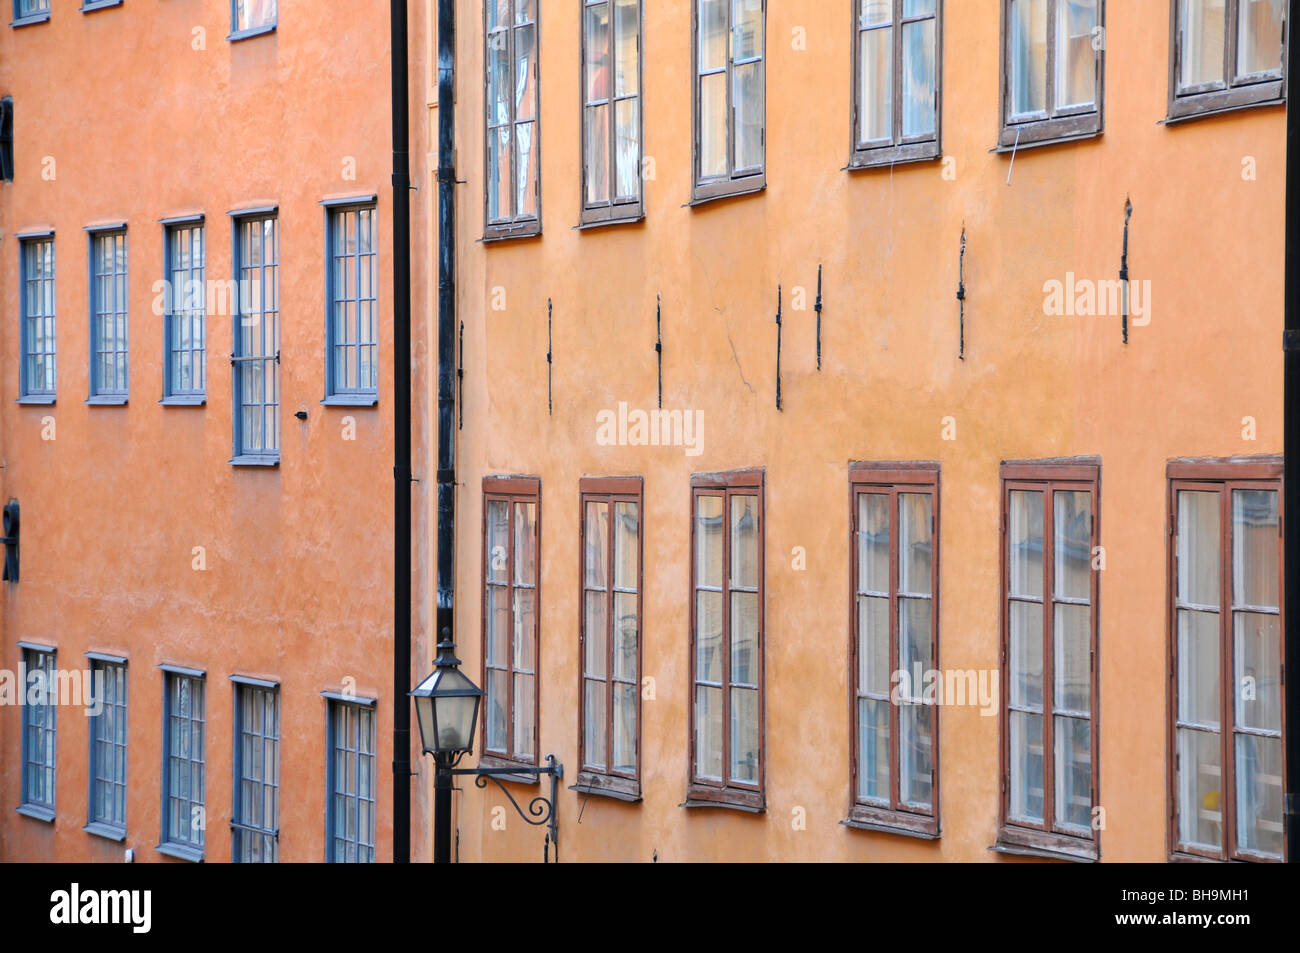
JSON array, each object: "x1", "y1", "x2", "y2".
[
  {"x1": 325, "y1": 696, "x2": 376, "y2": 863},
  {"x1": 163, "y1": 220, "x2": 206, "y2": 404},
  {"x1": 88, "y1": 228, "x2": 129, "y2": 403},
  {"x1": 19, "y1": 645, "x2": 57, "y2": 822},
  {"x1": 324, "y1": 202, "x2": 379, "y2": 404},
  {"x1": 12, "y1": 0, "x2": 50, "y2": 27},
  {"x1": 231, "y1": 0, "x2": 276, "y2": 39},
  {"x1": 85, "y1": 656, "x2": 127, "y2": 840},
  {"x1": 231, "y1": 212, "x2": 280, "y2": 464},
  {"x1": 19, "y1": 235, "x2": 56, "y2": 403},
  {"x1": 232, "y1": 679, "x2": 279, "y2": 863},
  {"x1": 159, "y1": 669, "x2": 205, "y2": 861},
  {"x1": 81, "y1": 0, "x2": 123, "y2": 15}
]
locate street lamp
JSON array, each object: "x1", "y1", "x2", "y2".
[{"x1": 411, "y1": 630, "x2": 563, "y2": 863}]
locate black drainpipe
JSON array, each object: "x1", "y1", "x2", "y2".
[
  {"x1": 391, "y1": 0, "x2": 413, "y2": 864},
  {"x1": 433, "y1": 0, "x2": 459, "y2": 865},
  {"x1": 1285, "y1": 0, "x2": 1299, "y2": 864}
]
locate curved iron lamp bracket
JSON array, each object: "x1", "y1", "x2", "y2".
[{"x1": 452, "y1": 754, "x2": 563, "y2": 852}]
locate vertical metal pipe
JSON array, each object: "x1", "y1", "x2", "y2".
[
  {"x1": 434, "y1": 754, "x2": 452, "y2": 864},
  {"x1": 1284, "y1": 0, "x2": 1299, "y2": 864},
  {"x1": 391, "y1": 0, "x2": 413, "y2": 865}
]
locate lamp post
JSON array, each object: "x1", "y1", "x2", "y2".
[{"x1": 411, "y1": 633, "x2": 563, "y2": 862}]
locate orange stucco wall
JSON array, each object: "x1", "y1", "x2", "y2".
[
  {"x1": 0, "y1": 0, "x2": 433, "y2": 862},
  {"x1": 436, "y1": 0, "x2": 1284, "y2": 862}
]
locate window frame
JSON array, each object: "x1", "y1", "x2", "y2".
[
  {"x1": 578, "y1": 0, "x2": 645, "y2": 227},
  {"x1": 690, "y1": 0, "x2": 768, "y2": 204},
  {"x1": 84, "y1": 655, "x2": 128, "y2": 842},
  {"x1": 230, "y1": 210, "x2": 281, "y2": 466},
  {"x1": 686, "y1": 468, "x2": 766, "y2": 812},
  {"x1": 161, "y1": 217, "x2": 207, "y2": 406},
  {"x1": 159, "y1": 668, "x2": 206, "y2": 862},
  {"x1": 86, "y1": 226, "x2": 129, "y2": 405},
  {"x1": 997, "y1": 0, "x2": 1106, "y2": 150},
  {"x1": 18, "y1": 644, "x2": 57, "y2": 822},
  {"x1": 323, "y1": 201, "x2": 380, "y2": 405},
  {"x1": 483, "y1": 0, "x2": 543, "y2": 242},
  {"x1": 18, "y1": 234, "x2": 56, "y2": 404},
  {"x1": 229, "y1": 0, "x2": 277, "y2": 41},
  {"x1": 480, "y1": 476, "x2": 543, "y2": 779},
  {"x1": 1165, "y1": 456, "x2": 1286, "y2": 863},
  {"x1": 845, "y1": 462, "x2": 942, "y2": 839},
  {"x1": 11, "y1": 0, "x2": 50, "y2": 28},
  {"x1": 231, "y1": 677, "x2": 280, "y2": 863},
  {"x1": 996, "y1": 459, "x2": 1101, "y2": 862},
  {"x1": 325, "y1": 696, "x2": 378, "y2": 863},
  {"x1": 1166, "y1": 0, "x2": 1288, "y2": 123},
  {"x1": 849, "y1": 0, "x2": 945, "y2": 170},
  {"x1": 576, "y1": 477, "x2": 644, "y2": 801}
]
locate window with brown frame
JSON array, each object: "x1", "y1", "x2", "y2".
[
  {"x1": 688, "y1": 470, "x2": 764, "y2": 810},
  {"x1": 481, "y1": 477, "x2": 541, "y2": 773},
  {"x1": 999, "y1": 0, "x2": 1104, "y2": 150},
  {"x1": 580, "y1": 0, "x2": 644, "y2": 227},
  {"x1": 1167, "y1": 458, "x2": 1284, "y2": 862},
  {"x1": 846, "y1": 464, "x2": 940, "y2": 839},
  {"x1": 998, "y1": 460, "x2": 1100, "y2": 862},
  {"x1": 577, "y1": 478, "x2": 643, "y2": 801},
  {"x1": 691, "y1": 0, "x2": 766, "y2": 204},
  {"x1": 850, "y1": 1, "x2": 943, "y2": 170},
  {"x1": 484, "y1": 0, "x2": 542, "y2": 241},
  {"x1": 1167, "y1": 0, "x2": 1287, "y2": 123}
]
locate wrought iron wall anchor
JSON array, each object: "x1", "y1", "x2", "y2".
[
  {"x1": 1120, "y1": 197, "x2": 1134, "y2": 344},
  {"x1": 957, "y1": 227, "x2": 967, "y2": 361},
  {"x1": 546, "y1": 299, "x2": 553, "y2": 416},
  {"x1": 655, "y1": 294, "x2": 663, "y2": 410},
  {"x1": 815, "y1": 264, "x2": 824, "y2": 371},
  {"x1": 775, "y1": 284, "x2": 783, "y2": 412},
  {"x1": 457, "y1": 320, "x2": 464, "y2": 431},
  {"x1": 452, "y1": 754, "x2": 563, "y2": 857}
]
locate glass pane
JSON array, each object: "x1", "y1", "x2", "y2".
[
  {"x1": 615, "y1": 98, "x2": 641, "y2": 199},
  {"x1": 514, "y1": 24, "x2": 537, "y2": 121},
  {"x1": 1009, "y1": 0, "x2": 1048, "y2": 117},
  {"x1": 513, "y1": 502, "x2": 536, "y2": 585},
  {"x1": 733, "y1": 0, "x2": 763, "y2": 59},
  {"x1": 733, "y1": 60, "x2": 764, "y2": 171},
  {"x1": 513, "y1": 588, "x2": 535, "y2": 670},
  {"x1": 858, "y1": 595, "x2": 890, "y2": 697},
  {"x1": 614, "y1": 501, "x2": 638, "y2": 590},
  {"x1": 699, "y1": 0, "x2": 728, "y2": 72},
  {"x1": 1009, "y1": 710, "x2": 1044, "y2": 823},
  {"x1": 1177, "y1": 608, "x2": 1221, "y2": 727},
  {"x1": 586, "y1": 2, "x2": 611, "y2": 102},
  {"x1": 584, "y1": 590, "x2": 608, "y2": 678},
  {"x1": 695, "y1": 495, "x2": 724, "y2": 587},
  {"x1": 857, "y1": 493, "x2": 890, "y2": 594},
  {"x1": 1237, "y1": 0, "x2": 1285, "y2": 77},
  {"x1": 699, "y1": 72, "x2": 728, "y2": 177},
  {"x1": 903, "y1": 0, "x2": 935, "y2": 14},
  {"x1": 488, "y1": 33, "x2": 511, "y2": 124},
  {"x1": 695, "y1": 685, "x2": 723, "y2": 779},
  {"x1": 613, "y1": 591, "x2": 638, "y2": 681},
  {"x1": 613, "y1": 681, "x2": 637, "y2": 773},
  {"x1": 1054, "y1": 490, "x2": 1091, "y2": 601},
  {"x1": 898, "y1": 597, "x2": 931, "y2": 699},
  {"x1": 585, "y1": 501, "x2": 609, "y2": 589},
  {"x1": 1053, "y1": 602, "x2": 1091, "y2": 714},
  {"x1": 584, "y1": 679, "x2": 606, "y2": 770},
  {"x1": 1055, "y1": 0, "x2": 1098, "y2": 109},
  {"x1": 1235, "y1": 734, "x2": 1283, "y2": 857},
  {"x1": 585, "y1": 105, "x2": 610, "y2": 204},
  {"x1": 695, "y1": 590, "x2": 724, "y2": 683},
  {"x1": 1177, "y1": 726, "x2": 1223, "y2": 850},
  {"x1": 899, "y1": 493, "x2": 932, "y2": 596},
  {"x1": 1009, "y1": 600, "x2": 1044, "y2": 710},
  {"x1": 898, "y1": 703, "x2": 932, "y2": 809},
  {"x1": 1009, "y1": 491, "x2": 1044, "y2": 598},
  {"x1": 488, "y1": 127, "x2": 512, "y2": 221},
  {"x1": 614, "y1": 0, "x2": 639, "y2": 96},
  {"x1": 486, "y1": 500, "x2": 509, "y2": 583},
  {"x1": 1234, "y1": 611, "x2": 1281, "y2": 732},
  {"x1": 860, "y1": 0, "x2": 892, "y2": 28},
  {"x1": 1180, "y1": 0, "x2": 1227, "y2": 89},
  {"x1": 513, "y1": 674, "x2": 535, "y2": 758},
  {"x1": 1179, "y1": 490, "x2": 1221, "y2": 607},
  {"x1": 729, "y1": 687, "x2": 759, "y2": 783},
  {"x1": 859, "y1": 26, "x2": 892, "y2": 142},
  {"x1": 1233, "y1": 489, "x2": 1279, "y2": 609},
  {"x1": 1054, "y1": 715, "x2": 1092, "y2": 831},
  {"x1": 901, "y1": 18, "x2": 935, "y2": 138},
  {"x1": 486, "y1": 670, "x2": 506, "y2": 751},
  {"x1": 515, "y1": 121, "x2": 537, "y2": 217},
  {"x1": 515, "y1": 0, "x2": 535, "y2": 23},
  {"x1": 730, "y1": 494, "x2": 759, "y2": 589},
  {"x1": 730, "y1": 590, "x2": 759, "y2": 685},
  {"x1": 858, "y1": 697, "x2": 890, "y2": 802}
]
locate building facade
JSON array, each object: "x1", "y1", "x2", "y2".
[
  {"x1": 436, "y1": 0, "x2": 1288, "y2": 862},
  {"x1": 0, "y1": 0, "x2": 435, "y2": 862}
]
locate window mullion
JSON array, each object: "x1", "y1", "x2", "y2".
[
  {"x1": 1043, "y1": 486, "x2": 1058, "y2": 833},
  {"x1": 721, "y1": 488, "x2": 733, "y2": 786},
  {"x1": 1045, "y1": 0, "x2": 1059, "y2": 120},
  {"x1": 1221, "y1": 484, "x2": 1238, "y2": 859},
  {"x1": 888, "y1": 487, "x2": 902, "y2": 811},
  {"x1": 506, "y1": 499, "x2": 517, "y2": 757}
]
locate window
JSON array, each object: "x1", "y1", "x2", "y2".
[
  {"x1": 19, "y1": 646, "x2": 56, "y2": 821},
  {"x1": 1000, "y1": 0, "x2": 1103, "y2": 148},
  {"x1": 232, "y1": 213, "x2": 280, "y2": 464},
  {"x1": 86, "y1": 657, "x2": 127, "y2": 839},
  {"x1": 688, "y1": 469, "x2": 764, "y2": 810},
  {"x1": 484, "y1": 0, "x2": 541, "y2": 240},
  {"x1": 1168, "y1": 458, "x2": 1284, "y2": 862},
  {"x1": 578, "y1": 478, "x2": 642, "y2": 800},
  {"x1": 1168, "y1": 0, "x2": 1286, "y2": 121},
  {"x1": 482, "y1": 478, "x2": 541, "y2": 770},
  {"x1": 581, "y1": 0, "x2": 644, "y2": 225},
  {"x1": 231, "y1": 0, "x2": 276, "y2": 38},
  {"x1": 19, "y1": 236, "x2": 56, "y2": 402},
  {"x1": 232, "y1": 680, "x2": 279, "y2": 862},
  {"x1": 692, "y1": 0, "x2": 766, "y2": 202},
  {"x1": 12, "y1": 0, "x2": 50, "y2": 27},
  {"x1": 163, "y1": 221, "x2": 206, "y2": 403},
  {"x1": 851, "y1": 0, "x2": 943, "y2": 169},
  {"x1": 159, "y1": 671, "x2": 205, "y2": 860},
  {"x1": 326, "y1": 698, "x2": 377, "y2": 863},
  {"x1": 80, "y1": 0, "x2": 122, "y2": 14},
  {"x1": 998, "y1": 461, "x2": 1100, "y2": 861},
  {"x1": 88, "y1": 228, "x2": 128, "y2": 403},
  {"x1": 324, "y1": 204, "x2": 379, "y2": 402},
  {"x1": 847, "y1": 464, "x2": 940, "y2": 837}
]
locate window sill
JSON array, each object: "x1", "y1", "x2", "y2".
[
  {"x1": 992, "y1": 827, "x2": 1097, "y2": 863},
  {"x1": 681, "y1": 784, "x2": 765, "y2": 813},
  {"x1": 160, "y1": 395, "x2": 206, "y2": 407},
  {"x1": 842, "y1": 804, "x2": 939, "y2": 840},
  {"x1": 483, "y1": 221, "x2": 542, "y2": 243},
  {"x1": 83, "y1": 821, "x2": 126, "y2": 843},
  {"x1": 229, "y1": 455, "x2": 280, "y2": 468},
  {"x1": 992, "y1": 126, "x2": 1102, "y2": 154},
  {"x1": 476, "y1": 753, "x2": 541, "y2": 785},
  {"x1": 16, "y1": 395, "x2": 56, "y2": 405},
  {"x1": 17, "y1": 803, "x2": 55, "y2": 824},
  {"x1": 11, "y1": 12, "x2": 51, "y2": 27},
  {"x1": 85, "y1": 395, "x2": 128, "y2": 406},
  {"x1": 575, "y1": 207, "x2": 645, "y2": 230},
  {"x1": 847, "y1": 141, "x2": 941, "y2": 171},
  {"x1": 571, "y1": 772, "x2": 641, "y2": 803},
  {"x1": 81, "y1": 0, "x2": 123, "y2": 12},
  {"x1": 1164, "y1": 91, "x2": 1285, "y2": 125},
  {"x1": 228, "y1": 23, "x2": 277, "y2": 42},
  {"x1": 321, "y1": 394, "x2": 379, "y2": 408},
  {"x1": 687, "y1": 175, "x2": 767, "y2": 208},
  {"x1": 156, "y1": 841, "x2": 204, "y2": 863}
]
